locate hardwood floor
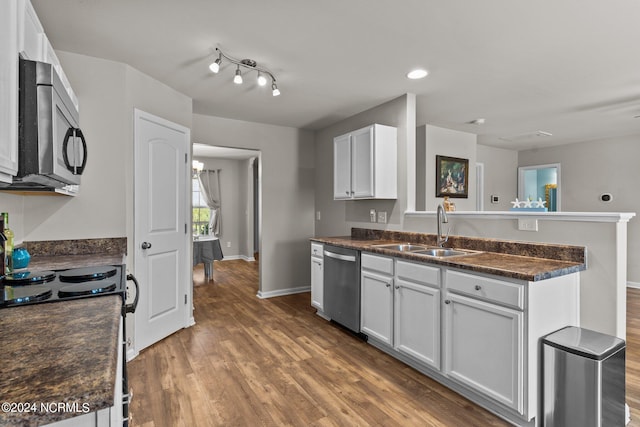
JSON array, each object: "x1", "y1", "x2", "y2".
[{"x1": 129, "y1": 261, "x2": 640, "y2": 426}]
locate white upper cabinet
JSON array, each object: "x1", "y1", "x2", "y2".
[
  {"x1": 0, "y1": 0, "x2": 19, "y2": 183},
  {"x1": 18, "y1": 0, "x2": 44, "y2": 61},
  {"x1": 333, "y1": 124, "x2": 397, "y2": 200}
]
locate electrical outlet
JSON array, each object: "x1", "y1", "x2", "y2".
[
  {"x1": 518, "y1": 218, "x2": 538, "y2": 231},
  {"x1": 377, "y1": 211, "x2": 387, "y2": 223},
  {"x1": 316, "y1": 211, "x2": 321, "y2": 221},
  {"x1": 226, "y1": 241, "x2": 231, "y2": 248},
  {"x1": 370, "y1": 209, "x2": 377, "y2": 222}
]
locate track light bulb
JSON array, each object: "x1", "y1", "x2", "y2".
[
  {"x1": 234, "y1": 66, "x2": 243, "y2": 84},
  {"x1": 272, "y1": 82, "x2": 280, "y2": 96},
  {"x1": 209, "y1": 58, "x2": 221, "y2": 73},
  {"x1": 257, "y1": 72, "x2": 267, "y2": 86}
]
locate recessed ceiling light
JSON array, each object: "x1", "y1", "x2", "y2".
[
  {"x1": 469, "y1": 118, "x2": 486, "y2": 125},
  {"x1": 407, "y1": 69, "x2": 428, "y2": 79}
]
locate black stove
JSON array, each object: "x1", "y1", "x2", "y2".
[
  {"x1": 1, "y1": 263, "x2": 138, "y2": 426},
  {"x1": 1, "y1": 265, "x2": 126, "y2": 308}
]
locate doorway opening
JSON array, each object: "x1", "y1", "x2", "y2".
[
  {"x1": 191, "y1": 144, "x2": 262, "y2": 291},
  {"x1": 518, "y1": 163, "x2": 561, "y2": 211}
]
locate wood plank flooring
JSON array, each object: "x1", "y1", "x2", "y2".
[{"x1": 128, "y1": 261, "x2": 640, "y2": 426}]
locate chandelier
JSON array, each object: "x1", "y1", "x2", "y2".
[{"x1": 209, "y1": 47, "x2": 280, "y2": 96}]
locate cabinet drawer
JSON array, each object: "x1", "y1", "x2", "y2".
[
  {"x1": 396, "y1": 260, "x2": 440, "y2": 288},
  {"x1": 446, "y1": 270, "x2": 524, "y2": 310},
  {"x1": 362, "y1": 253, "x2": 394, "y2": 275},
  {"x1": 311, "y1": 242, "x2": 323, "y2": 258}
]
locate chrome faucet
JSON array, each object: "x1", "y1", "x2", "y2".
[{"x1": 436, "y1": 204, "x2": 449, "y2": 247}]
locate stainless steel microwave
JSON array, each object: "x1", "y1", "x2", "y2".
[{"x1": 8, "y1": 58, "x2": 86, "y2": 190}]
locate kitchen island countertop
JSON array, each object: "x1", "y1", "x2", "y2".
[
  {"x1": 312, "y1": 230, "x2": 586, "y2": 281},
  {"x1": 0, "y1": 295, "x2": 122, "y2": 427}
]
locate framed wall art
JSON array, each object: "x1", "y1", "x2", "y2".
[{"x1": 436, "y1": 155, "x2": 468, "y2": 198}]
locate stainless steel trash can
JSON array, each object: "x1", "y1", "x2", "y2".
[{"x1": 542, "y1": 326, "x2": 625, "y2": 427}]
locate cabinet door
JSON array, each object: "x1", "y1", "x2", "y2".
[
  {"x1": 443, "y1": 292, "x2": 524, "y2": 413},
  {"x1": 311, "y1": 257, "x2": 324, "y2": 311},
  {"x1": 18, "y1": 0, "x2": 44, "y2": 60},
  {"x1": 361, "y1": 270, "x2": 393, "y2": 345},
  {"x1": 351, "y1": 126, "x2": 374, "y2": 198},
  {"x1": 333, "y1": 133, "x2": 352, "y2": 199},
  {"x1": 394, "y1": 279, "x2": 440, "y2": 369},
  {"x1": 0, "y1": 0, "x2": 19, "y2": 182}
]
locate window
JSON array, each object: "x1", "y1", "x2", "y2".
[{"x1": 192, "y1": 177, "x2": 210, "y2": 235}]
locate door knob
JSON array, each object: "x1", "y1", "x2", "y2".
[{"x1": 141, "y1": 242, "x2": 152, "y2": 250}]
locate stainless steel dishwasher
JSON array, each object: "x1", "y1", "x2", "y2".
[{"x1": 323, "y1": 245, "x2": 362, "y2": 334}]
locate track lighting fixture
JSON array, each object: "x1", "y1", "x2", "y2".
[{"x1": 208, "y1": 47, "x2": 281, "y2": 96}]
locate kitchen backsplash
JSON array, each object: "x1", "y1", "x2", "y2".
[{"x1": 24, "y1": 237, "x2": 127, "y2": 256}]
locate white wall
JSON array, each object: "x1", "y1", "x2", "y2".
[
  {"x1": 192, "y1": 114, "x2": 315, "y2": 296},
  {"x1": 476, "y1": 144, "x2": 518, "y2": 211},
  {"x1": 518, "y1": 134, "x2": 640, "y2": 283}
]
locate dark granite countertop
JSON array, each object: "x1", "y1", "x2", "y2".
[
  {"x1": 0, "y1": 296, "x2": 122, "y2": 427},
  {"x1": 311, "y1": 229, "x2": 586, "y2": 281}
]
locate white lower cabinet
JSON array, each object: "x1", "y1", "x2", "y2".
[
  {"x1": 310, "y1": 243, "x2": 324, "y2": 314},
  {"x1": 358, "y1": 253, "x2": 579, "y2": 426},
  {"x1": 361, "y1": 254, "x2": 441, "y2": 369},
  {"x1": 394, "y1": 260, "x2": 441, "y2": 369},
  {"x1": 360, "y1": 254, "x2": 394, "y2": 345},
  {"x1": 443, "y1": 292, "x2": 523, "y2": 413}
]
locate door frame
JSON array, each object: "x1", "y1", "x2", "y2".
[{"x1": 132, "y1": 109, "x2": 193, "y2": 358}]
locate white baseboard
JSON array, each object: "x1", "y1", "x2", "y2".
[
  {"x1": 257, "y1": 286, "x2": 311, "y2": 299},
  {"x1": 628, "y1": 281, "x2": 640, "y2": 289},
  {"x1": 127, "y1": 348, "x2": 139, "y2": 362},
  {"x1": 220, "y1": 255, "x2": 255, "y2": 262}
]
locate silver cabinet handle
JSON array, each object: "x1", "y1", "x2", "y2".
[
  {"x1": 386, "y1": 283, "x2": 391, "y2": 288},
  {"x1": 395, "y1": 285, "x2": 400, "y2": 289},
  {"x1": 141, "y1": 242, "x2": 152, "y2": 250},
  {"x1": 475, "y1": 285, "x2": 482, "y2": 291},
  {"x1": 444, "y1": 299, "x2": 451, "y2": 304}
]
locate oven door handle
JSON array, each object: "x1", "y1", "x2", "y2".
[{"x1": 124, "y1": 273, "x2": 139, "y2": 314}]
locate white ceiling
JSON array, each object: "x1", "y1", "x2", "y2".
[{"x1": 32, "y1": 0, "x2": 640, "y2": 150}]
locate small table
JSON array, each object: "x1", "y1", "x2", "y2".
[{"x1": 193, "y1": 237, "x2": 224, "y2": 279}]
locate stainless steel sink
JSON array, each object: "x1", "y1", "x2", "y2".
[
  {"x1": 373, "y1": 243, "x2": 428, "y2": 252},
  {"x1": 414, "y1": 248, "x2": 477, "y2": 258}
]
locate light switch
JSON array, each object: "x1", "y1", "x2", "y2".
[{"x1": 370, "y1": 209, "x2": 377, "y2": 222}]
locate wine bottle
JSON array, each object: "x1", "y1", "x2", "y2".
[{"x1": 2, "y1": 212, "x2": 14, "y2": 274}]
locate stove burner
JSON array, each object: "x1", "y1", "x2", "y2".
[
  {"x1": 3, "y1": 285, "x2": 53, "y2": 305},
  {"x1": 3, "y1": 270, "x2": 56, "y2": 286},
  {"x1": 58, "y1": 280, "x2": 118, "y2": 298},
  {"x1": 59, "y1": 266, "x2": 117, "y2": 283}
]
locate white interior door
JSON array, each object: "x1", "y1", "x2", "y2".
[{"x1": 134, "y1": 109, "x2": 190, "y2": 352}]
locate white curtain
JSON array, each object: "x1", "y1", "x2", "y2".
[{"x1": 197, "y1": 169, "x2": 222, "y2": 236}]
